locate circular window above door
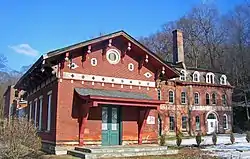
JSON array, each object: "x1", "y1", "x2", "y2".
[{"x1": 106, "y1": 49, "x2": 121, "y2": 64}]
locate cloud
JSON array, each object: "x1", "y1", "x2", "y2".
[{"x1": 8, "y1": 44, "x2": 39, "y2": 57}]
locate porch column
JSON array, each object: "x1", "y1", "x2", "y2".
[
  {"x1": 79, "y1": 103, "x2": 90, "y2": 146},
  {"x1": 138, "y1": 108, "x2": 150, "y2": 145}
]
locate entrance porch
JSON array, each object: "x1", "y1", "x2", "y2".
[{"x1": 75, "y1": 88, "x2": 164, "y2": 146}]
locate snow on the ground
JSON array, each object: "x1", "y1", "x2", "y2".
[{"x1": 166, "y1": 134, "x2": 250, "y2": 159}]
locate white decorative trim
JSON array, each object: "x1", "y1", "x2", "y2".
[
  {"x1": 47, "y1": 90, "x2": 52, "y2": 95},
  {"x1": 62, "y1": 72, "x2": 156, "y2": 87},
  {"x1": 106, "y1": 49, "x2": 121, "y2": 64},
  {"x1": 91, "y1": 58, "x2": 97, "y2": 66},
  {"x1": 144, "y1": 72, "x2": 152, "y2": 78},
  {"x1": 160, "y1": 104, "x2": 232, "y2": 111},
  {"x1": 128, "y1": 63, "x2": 134, "y2": 71},
  {"x1": 67, "y1": 62, "x2": 79, "y2": 69}
]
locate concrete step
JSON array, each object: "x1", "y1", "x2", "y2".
[
  {"x1": 74, "y1": 146, "x2": 169, "y2": 153},
  {"x1": 67, "y1": 149, "x2": 179, "y2": 159}
]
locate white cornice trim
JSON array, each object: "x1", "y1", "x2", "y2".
[{"x1": 62, "y1": 72, "x2": 156, "y2": 87}]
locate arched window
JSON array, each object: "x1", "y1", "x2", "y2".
[
  {"x1": 223, "y1": 114, "x2": 228, "y2": 129},
  {"x1": 193, "y1": 71, "x2": 200, "y2": 82},
  {"x1": 220, "y1": 75, "x2": 227, "y2": 85},
  {"x1": 222, "y1": 94, "x2": 227, "y2": 105},
  {"x1": 169, "y1": 90, "x2": 174, "y2": 104},
  {"x1": 206, "y1": 93, "x2": 210, "y2": 105},
  {"x1": 212, "y1": 93, "x2": 216, "y2": 105},
  {"x1": 206, "y1": 73, "x2": 215, "y2": 84},
  {"x1": 194, "y1": 92, "x2": 199, "y2": 105},
  {"x1": 179, "y1": 70, "x2": 186, "y2": 81},
  {"x1": 195, "y1": 116, "x2": 200, "y2": 130}
]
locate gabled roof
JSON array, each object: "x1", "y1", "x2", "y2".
[{"x1": 15, "y1": 30, "x2": 179, "y2": 89}]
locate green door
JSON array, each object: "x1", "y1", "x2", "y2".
[{"x1": 102, "y1": 106, "x2": 120, "y2": 146}]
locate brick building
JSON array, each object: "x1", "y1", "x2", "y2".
[{"x1": 13, "y1": 30, "x2": 233, "y2": 153}]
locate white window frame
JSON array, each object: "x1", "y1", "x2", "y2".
[
  {"x1": 206, "y1": 72, "x2": 215, "y2": 84},
  {"x1": 34, "y1": 98, "x2": 38, "y2": 128},
  {"x1": 90, "y1": 58, "x2": 97, "y2": 66},
  {"x1": 181, "y1": 92, "x2": 186, "y2": 104},
  {"x1": 29, "y1": 101, "x2": 32, "y2": 121},
  {"x1": 220, "y1": 75, "x2": 227, "y2": 85},
  {"x1": 223, "y1": 114, "x2": 228, "y2": 129},
  {"x1": 106, "y1": 49, "x2": 121, "y2": 65},
  {"x1": 206, "y1": 93, "x2": 210, "y2": 105},
  {"x1": 169, "y1": 90, "x2": 175, "y2": 104},
  {"x1": 194, "y1": 92, "x2": 199, "y2": 105},
  {"x1": 38, "y1": 96, "x2": 43, "y2": 131},
  {"x1": 128, "y1": 63, "x2": 134, "y2": 71},
  {"x1": 179, "y1": 69, "x2": 186, "y2": 81},
  {"x1": 195, "y1": 116, "x2": 200, "y2": 130},
  {"x1": 222, "y1": 94, "x2": 227, "y2": 105},
  {"x1": 193, "y1": 71, "x2": 200, "y2": 82},
  {"x1": 47, "y1": 91, "x2": 52, "y2": 132}
]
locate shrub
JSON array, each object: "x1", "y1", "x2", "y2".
[
  {"x1": 230, "y1": 133, "x2": 235, "y2": 144},
  {"x1": 176, "y1": 133, "x2": 182, "y2": 147},
  {"x1": 246, "y1": 131, "x2": 250, "y2": 143},
  {"x1": 196, "y1": 132, "x2": 202, "y2": 147},
  {"x1": 212, "y1": 132, "x2": 217, "y2": 145},
  {"x1": 0, "y1": 117, "x2": 41, "y2": 159},
  {"x1": 159, "y1": 134, "x2": 166, "y2": 146}
]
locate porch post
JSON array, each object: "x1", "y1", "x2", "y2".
[
  {"x1": 138, "y1": 108, "x2": 150, "y2": 145},
  {"x1": 79, "y1": 103, "x2": 90, "y2": 146}
]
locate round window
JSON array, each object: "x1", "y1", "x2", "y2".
[{"x1": 106, "y1": 49, "x2": 120, "y2": 64}]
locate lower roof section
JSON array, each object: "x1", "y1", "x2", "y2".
[{"x1": 75, "y1": 88, "x2": 165, "y2": 108}]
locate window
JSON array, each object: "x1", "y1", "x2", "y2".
[
  {"x1": 34, "y1": 99, "x2": 38, "y2": 128},
  {"x1": 222, "y1": 94, "x2": 227, "y2": 105},
  {"x1": 128, "y1": 63, "x2": 134, "y2": 71},
  {"x1": 193, "y1": 71, "x2": 200, "y2": 82},
  {"x1": 38, "y1": 96, "x2": 43, "y2": 131},
  {"x1": 47, "y1": 91, "x2": 52, "y2": 131},
  {"x1": 90, "y1": 58, "x2": 97, "y2": 66},
  {"x1": 181, "y1": 92, "x2": 186, "y2": 104},
  {"x1": 212, "y1": 93, "x2": 216, "y2": 104},
  {"x1": 106, "y1": 49, "x2": 120, "y2": 64},
  {"x1": 206, "y1": 73, "x2": 215, "y2": 84},
  {"x1": 194, "y1": 92, "x2": 199, "y2": 105},
  {"x1": 223, "y1": 114, "x2": 228, "y2": 129},
  {"x1": 182, "y1": 116, "x2": 187, "y2": 130},
  {"x1": 169, "y1": 116, "x2": 175, "y2": 131},
  {"x1": 29, "y1": 101, "x2": 32, "y2": 121},
  {"x1": 179, "y1": 70, "x2": 186, "y2": 81},
  {"x1": 169, "y1": 90, "x2": 174, "y2": 104},
  {"x1": 206, "y1": 93, "x2": 210, "y2": 105},
  {"x1": 220, "y1": 75, "x2": 227, "y2": 85},
  {"x1": 157, "y1": 89, "x2": 161, "y2": 100},
  {"x1": 195, "y1": 116, "x2": 200, "y2": 130}
]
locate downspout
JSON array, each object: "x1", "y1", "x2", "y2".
[{"x1": 174, "y1": 81, "x2": 178, "y2": 134}]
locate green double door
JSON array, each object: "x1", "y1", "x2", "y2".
[{"x1": 101, "y1": 106, "x2": 121, "y2": 146}]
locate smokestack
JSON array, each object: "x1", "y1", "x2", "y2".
[{"x1": 172, "y1": 29, "x2": 184, "y2": 64}]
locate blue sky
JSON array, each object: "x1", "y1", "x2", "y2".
[{"x1": 0, "y1": 0, "x2": 246, "y2": 71}]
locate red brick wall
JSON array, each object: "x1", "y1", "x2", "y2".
[
  {"x1": 27, "y1": 80, "x2": 58, "y2": 142},
  {"x1": 160, "y1": 81, "x2": 233, "y2": 135},
  {"x1": 56, "y1": 45, "x2": 159, "y2": 144}
]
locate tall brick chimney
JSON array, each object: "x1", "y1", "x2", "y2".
[{"x1": 172, "y1": 29, "x2": 184, "y2": 64}]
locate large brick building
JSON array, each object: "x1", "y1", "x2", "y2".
[{"x1": 13, "y1": 30, "x2": 233, "y2": 152}]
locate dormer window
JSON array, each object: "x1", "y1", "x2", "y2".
[
  {"x1": 193, "y1": 71, "x2": 200, "y2": 82},
  {"x1": 179, "y1": 70, "x2": 186, "y2": 81},
  {"x1": 206, "y1": 73, "x2": 215, "y2": 84},
  {"x1": 220, "y1": 75, "x2": 227, "y2": 85}
]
